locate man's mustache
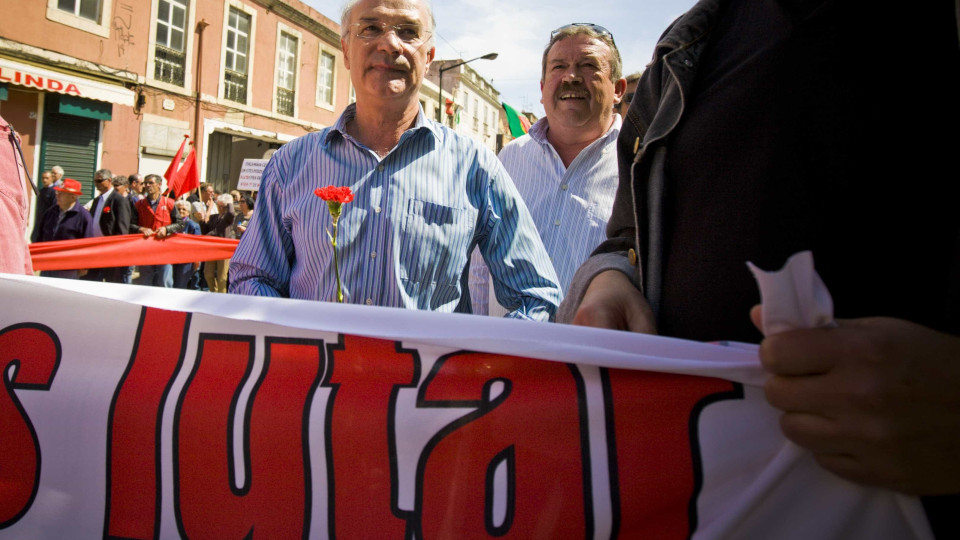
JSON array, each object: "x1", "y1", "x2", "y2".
[{"x1": 370, "y1": 56, "x2": 411, "y2": 70}]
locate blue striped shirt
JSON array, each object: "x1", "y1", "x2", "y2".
[
  {"x1": 229, "y1": 104, "x2": 561, "y2": 321},
  {"x1": 469, "y1": 115, "x2": 620, "y2": 311}
]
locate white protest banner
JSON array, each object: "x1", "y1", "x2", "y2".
[
  {"x1": 0, "y1": 274, "x2": 932, "y2": 539},
  {"x1": 237, "y1": 159, "x2": 268, "y2": 191}
]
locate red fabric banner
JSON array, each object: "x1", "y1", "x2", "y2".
[{"x1": 29, "y1": 234, "x2": 239, "y2": 271}]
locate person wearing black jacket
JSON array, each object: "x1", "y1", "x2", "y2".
[{"x1": 84, "y1": 168, "x2": 134, "y2": 282}]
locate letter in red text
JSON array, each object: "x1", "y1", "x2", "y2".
[
  {"x1": 105, "y1": 307, "x2": 189, "y2": 540},
  {"x1": 175, "y1": 335, "x2": 324, "y2": 540},
  {"x1": 322, "y1": 335, "x2": 420, "y2": 539},
  {"x1": 0, "y1": 323, "x2": 61, "y2": 528},
  {"x1": 416, "y1": 353, "x2": 591, "y2": 539},
  {"x1": 603, "y1": 368, "x2": 742, "y2": 539}
]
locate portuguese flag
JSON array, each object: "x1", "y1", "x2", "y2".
[{"x1": 502, "y1": 102, "x2": 531, "y2": 137}]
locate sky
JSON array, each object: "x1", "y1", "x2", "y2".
[{"x1": 300, "y1": 0, "x2": 698, "y2": 117}]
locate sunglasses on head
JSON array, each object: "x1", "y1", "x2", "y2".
[{"x1": 550, "y1": 23, "x2": 615, "y2": 45}]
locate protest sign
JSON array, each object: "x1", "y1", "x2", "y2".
[{"x1": 237, "y1": 159, "x2": 268, "y2": 192}]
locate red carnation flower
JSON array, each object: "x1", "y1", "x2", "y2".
[
  {"x1": 314, "y1": 185, "x2": 354, "y2": 205},
  {"x1": 313, "y1": 185, "x2": 354, "y2": 303}
]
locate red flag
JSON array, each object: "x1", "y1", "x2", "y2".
[
  {"x1": 163, "y1": 135, "x2": 189, "y2": 184},
  {"x1": 168, "y1": 145, "x2": 199, "y2": 198}
]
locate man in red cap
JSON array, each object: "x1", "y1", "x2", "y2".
[{"x1": 36, "y1": 178, "x2": 94, "y2": 279}]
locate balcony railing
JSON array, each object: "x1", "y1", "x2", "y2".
[
  {"x1": 276, "y1": 87, "x2": 295, "y2": 116},
  {"x1": 154, "y1": 45, "x2": 185, "y2": 86},
  {"x1": 224, "y1": 70, "x2": 247, "y2": 104}
]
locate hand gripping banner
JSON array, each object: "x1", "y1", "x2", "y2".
[{"x1": 0, "y1": 274, "x2": 933, "y2": 539}]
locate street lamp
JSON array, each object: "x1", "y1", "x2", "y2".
[{"x1": 436, "y1": 52, "x2": 498, "y2": 123}]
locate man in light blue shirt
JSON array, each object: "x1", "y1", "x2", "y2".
[
  {"x1": 470, "y1": 23, "x2": 626, "y2": 313},
  {"x1": 229, "y1": 0, "x2": 560, "y2": 321}
]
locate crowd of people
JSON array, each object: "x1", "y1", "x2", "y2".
[{"x1": 29, "y1": 167, "x2": 249, "y2": 292}]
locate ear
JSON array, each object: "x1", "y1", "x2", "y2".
[
  {"x1": 612, "y1": 77, "x2": 627, "y2": 104},
  {"x1": 341, "y1": 37, "x2": 351, "y2": 70},
  {"x1": 426, "y1": 45, "x2": 436, "y2": 65}
]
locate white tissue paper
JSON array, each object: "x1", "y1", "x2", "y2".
[{"x1": 747, "y1": 250, "x2": 838, "y2": 335}]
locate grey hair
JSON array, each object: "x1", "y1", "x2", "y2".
[
  {"x1": 112, "y1": 175, "x2": 129, "y2": 188},
  {"x1": 94, "y1": 168, "x2": 113, "y2": 181},
  {"x1": 191, "y1": 201, "x2": 206, "y2": 216},
  {"x1": 51, "y1": 165, "x2": 64, "y2": 176},
  {"x1": 340, "y1": 0, "x2": 436, "y2": 48},
  {"x1": 217, "y1": 193, "x2": 234, "y2": 205},
  {"x1": 541, "y1": 25, "x2": 622, "y2": 83}
]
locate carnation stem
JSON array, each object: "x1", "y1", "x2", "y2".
[{"x1": 331, "y1": 217, "x2": 343, "y2": 303}]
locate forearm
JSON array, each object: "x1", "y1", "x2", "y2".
[{"x1": 557, "y1": 251, "x2": 638, "y2": 323}]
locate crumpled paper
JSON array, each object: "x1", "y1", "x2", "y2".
[{"x1": 747, "y1": 251, "x2": 838, "y2": 336}]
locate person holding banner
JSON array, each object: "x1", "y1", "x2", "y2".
[
  {"x1": 557, "y1": 0, "x2": 959, "y2": 534},
  {"x1": 84, "y1": 168, "x2": 135, "y2": 283},
  {"x1": 230, "y1": 0, "x2": 561, "y2": 320},
  {"x1": 35, "y1": 178, "x2": 95, "y2": 279},
  {"x1": 134, "y1": 174, "x2": 185, "y2": 287}
]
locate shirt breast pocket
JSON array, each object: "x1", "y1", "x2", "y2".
[{"x1": 399, "y1": 199, "x2": 476, "y2": 287}]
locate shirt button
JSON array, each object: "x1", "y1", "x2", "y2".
[
  {"x1": 377, "y1": 165, "x2": 384, "y2": 171},
  {"x1": 554, "y1": 219, "x2": 561, "y2": 226},
  {"x1": 365, "y1": 298, "x2": 373, "y2": 305},
  {"x1": 370, "y1": 251, "x2": 377, "y2": 258},
  {"x1": 560, "y1": 184, "x2": 568, "y2": 191},
  {"x1": 374, "y1": 206, "x2": 381, "y2": 213}
]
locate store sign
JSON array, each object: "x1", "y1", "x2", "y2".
[
  {"x1": 0, "y1": 65, "x2": 82, "y2": 95},
  {"x1": 0, "y1": 58, "x2": 135, "y2": 106}
]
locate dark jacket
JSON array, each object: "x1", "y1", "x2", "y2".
[
  {"x1": 91, "y1": 189, "x2": 134, "y2": 236},
  {"x1": 37, "y1": 202, "x2": 94, "y2": 242},
  {"x1": 204, "y1": 203, "x2": 236, "y2": 239},
  {"x1": 31, "y1": 185, "x2": 57, "y2": 242}
]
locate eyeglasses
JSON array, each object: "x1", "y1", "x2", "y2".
[
  {"x1": 349, "y1": 21, "x2": 431, "y2": 44},
  {"x1": 96, "y1": 177, "x2": 111, "y2": 183},
  {"x1": 550, "y1": 23, "x2": 615, "y2": 45},
  {"x1": 144, "y1": 180, "x2": 157, "y2": 185}
]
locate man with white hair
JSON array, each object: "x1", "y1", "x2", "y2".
[
  {"x1": 230, "y1": 0, "x2": 560, "y2": 320},
  {"x1": 172, "y1": 199, "x2": 203, "y2": 289},
  {"x1": 202, "y1": 193, "x2": 235, "y2": 293},
  {"x1": 50, "y1": 165, "x2": 64, "y2": 185}
]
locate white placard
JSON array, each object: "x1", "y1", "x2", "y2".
[{"x1": 237, "y1": 159, "x2": 268, "y2": 191}]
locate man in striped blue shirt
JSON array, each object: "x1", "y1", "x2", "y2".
[
  {"x1": 470, "y1": 23, "x2": 626, "y2": 314},
  {"x1": 229, "y1": 0, "x2": 561, "y2": 321}
]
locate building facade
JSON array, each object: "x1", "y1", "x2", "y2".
[
  {"x1": 0, "y1": 0, "x2": 351, "y2": 225},
  {"x1": 425, "y1": 60, "x2": 502, "y2": 154}
]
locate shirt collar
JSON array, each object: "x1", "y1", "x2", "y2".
[{"x1": 325, "y1": 102, "x2": 440, "y2": 147}]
